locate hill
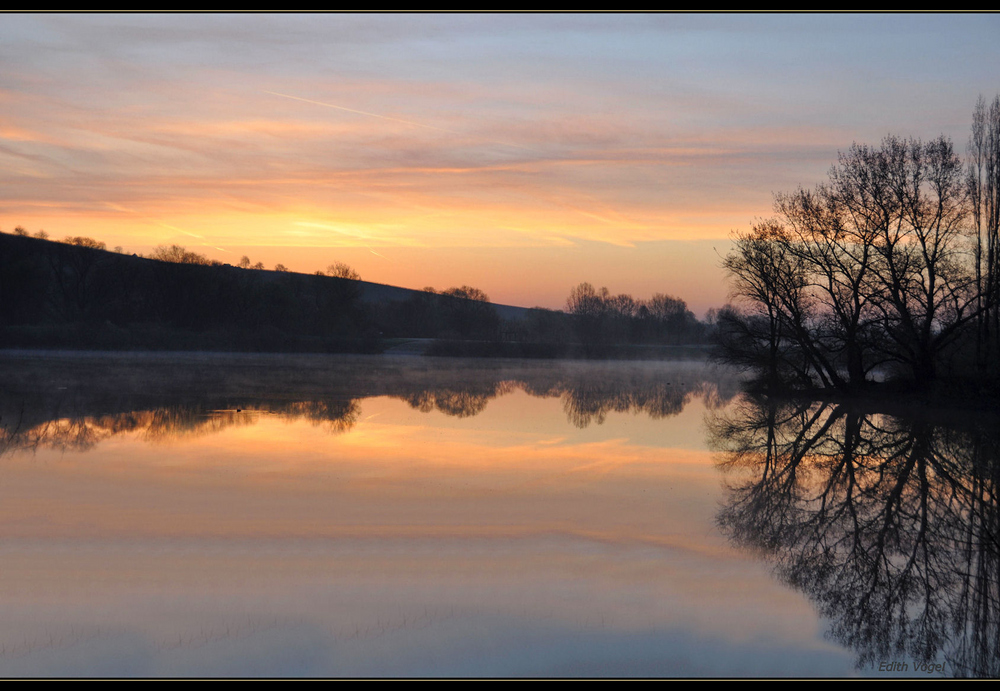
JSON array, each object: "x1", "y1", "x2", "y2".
[{"x1": 0, "y1": 232, "x2": 538, "y2": 353}]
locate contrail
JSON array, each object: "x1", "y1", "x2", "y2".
[
  {"x1": 294, "y1": 221, "x2": 392, "y2": 262},
  {"x1": 264, "y1": 89, "x2": 530, "y2": 151},
  {"x1": 264, "y1": 90, "x2": 456, "y2": 134}
]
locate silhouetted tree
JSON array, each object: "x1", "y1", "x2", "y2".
[
  {"x1": 566, "y1": 282, "x2": 614, "y2": 348},
  {"x1": 721, "y1": 131, "x2": 981, "y2": 391},
  {"x1": 151, "y1": 244, "x2": 211, "y2": 265},
  {"x1": 326, "y1": 262, "x2": 360, "y2": 280},
  {"x1": 442, "y1": 285, "x2": 489, "y2": 302},
  {"x1": 567, "y1": 282, "x2": 704, "y2": 350},
  {"x1": 63, "y1": 236, "x2": 107, "y2": 251}
]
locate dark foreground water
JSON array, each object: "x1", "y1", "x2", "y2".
[{"x1": 0, "y1": 352, "x2": 992, "y2": 677}]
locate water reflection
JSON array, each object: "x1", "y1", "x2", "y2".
[
  {"x1": 709, "y1": 395, "x2": 1000, "y2": 677},
  {"x1": 1, "y1": 353, "x2": 739, "y2": 453},
  {"x1": 2, "y1": 352, "x2": 860, "y2": 677}
]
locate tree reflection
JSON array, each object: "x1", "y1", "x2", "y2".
[
  {"x1": 395, "y1": 363, "x2": 738, "y2": 427},
  {"x1": 401, "y1": 381, "x2": 516, "y2": 418},
  {"x1": 709, "y1": 396, "x2": 1000, "y2": 677},
  {"x1": 0, "y1": 399, "x2": 362, "y2": 456},
  {"x1": 1, "y1": 354, "x2": 738, "y2": 456}
]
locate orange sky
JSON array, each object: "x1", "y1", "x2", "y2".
[{"x1": 2, "y1": 14, "x2": 996, "y2": 314}]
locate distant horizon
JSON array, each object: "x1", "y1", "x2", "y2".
[{"x1": 3, "y1": 13, "x2": 998, "y2": 318}]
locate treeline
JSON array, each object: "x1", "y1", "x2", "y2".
[
  {"x1": 564, "y1": 282, "x2": 709, "y2": 350},
  {"x1": 388, "y1": 281, "x2": 712, "y2": 358},
  {"x1": 0, "y1": 231, "x2": 711, "y2": 356},
  {"x1": 717, "y1": 94, "x2": 1000, "y2": 396}
]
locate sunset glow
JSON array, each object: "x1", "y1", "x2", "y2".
[{"x1": 2, "y1": 14, "x2": 997, "y2": 313}]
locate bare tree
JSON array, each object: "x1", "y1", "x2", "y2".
[
  {"x1": 646, "y1": 293, "x2": 688, "y2": 322},
  {"x1": 442, "y1": 285, "x2": 489, "y2": 302},
  {"x1": 326, "y1": 262, "x2": 360, "y2": 280},
  {"x1": 722, "y1": 133, "x2": 979, "y2": 390},
  {"x1": 566, "y1": 282, "x2": 608, "y2": 318},
  {"x1": 151, "y1": 244, "x2": 210, "y2": 265},
  {"x1": 63, "y1": 236, "x2": 106, "y2": 250},
  {"x1": 865, "y1": 136, "x2": 976, "y2": 384},
  {"x1": 722, "y1": 220, "x2": 834, "y2": 388}
]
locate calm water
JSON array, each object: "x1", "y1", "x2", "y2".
[{"x1": 0, "y1": 352, "x2": 991, "y2": 677}]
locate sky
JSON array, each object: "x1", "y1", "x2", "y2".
[{"x1": 2, "y1": 13, "x2": 998, "y2": 315}]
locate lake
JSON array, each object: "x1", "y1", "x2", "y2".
[{"x1": 0, "y1": 352, "x2": 990, "y2": 677}]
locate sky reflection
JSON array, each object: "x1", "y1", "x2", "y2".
[{"x1": 0, "y1": 361, "x2": 856, "y2": 676}]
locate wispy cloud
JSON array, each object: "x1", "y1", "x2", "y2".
[{"x1": 2, "y1": 14, "x2": 997, "y2": 307}]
